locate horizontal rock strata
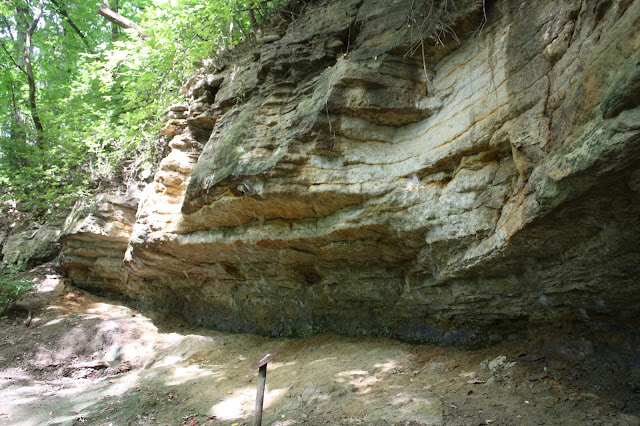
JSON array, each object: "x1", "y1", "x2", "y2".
[
  {"x1": 60, "y1": 0, "x2": 640, "y2": 344},
  {"x1": 59, "y1": 193, "x2": 138, "y2": 294}
]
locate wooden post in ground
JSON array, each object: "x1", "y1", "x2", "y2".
[
  {"x1": 250, "y1": 349, "x2": 279, "y2": 426},
  {"x1": 254, "y1": 364, "x2": 267, "y2": 426}
]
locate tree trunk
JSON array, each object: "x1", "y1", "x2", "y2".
[
  {"x1": 49, "y1": 0, "x2": 92, "y2": 51},
  {"x1": 5, "y1": 4, "x2": 44, "y2": 144},
  {"x1": 111, "y1": 0, "x2": 119, "y2": 40},
  {"x1": 24, "y1": 23, "x2": 43, "y2": 138},
  {"x1": 248, "y1": 9, "x2": 258, "y2": 34}
]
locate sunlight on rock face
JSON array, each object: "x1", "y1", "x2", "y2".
[
  {"x1": 405, "y1": 174, "x2": 420, "y2": 191},
  {"x1": 210, "y1": 386, "x2": 287, "y2": 421}
]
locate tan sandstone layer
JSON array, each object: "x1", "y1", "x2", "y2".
[{"x1": 60, "y1": 0, "x2": 640, "y2": 344}]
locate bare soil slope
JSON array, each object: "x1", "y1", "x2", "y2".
[{"x1": 0, "y1": 264, "x2": 638, "y2": 425}]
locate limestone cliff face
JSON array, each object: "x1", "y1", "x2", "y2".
[{"x1": 61, "y1": 0, "x2": 640, "y2": 343}]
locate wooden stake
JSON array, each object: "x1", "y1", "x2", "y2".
[
  {"x1": 250, "y1": 349, "x2": 279, "y2": 426},
  {"x1": 254, "y1": 364, "x2": 267, "y2": 426}
]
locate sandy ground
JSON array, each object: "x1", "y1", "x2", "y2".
[{"x1": 0, "y1": 263, "x2": 639, "y2": 425}]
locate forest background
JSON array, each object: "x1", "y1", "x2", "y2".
[{"x1": 0, "y1": 0, "x2": 274, "y2": 219}]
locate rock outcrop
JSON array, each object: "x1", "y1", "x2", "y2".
[
  {"x1": 60, "y1": 0, "x2": 640, "y2": 344},
  {"x1": 59, "y1": 193, "x2": 138, "y2": 294},
  {"x1": 1, "y1": 225, "x2": 60, "y2": 267}
]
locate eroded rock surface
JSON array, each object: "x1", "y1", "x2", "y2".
[
  {"x1": 61, "y1": 0, "x2": 640, "y2": 344},
  {"x1": 59, "y1": 193, "x2": 139, "y2": 294},
  {"x1": 1, "y1": 226, "x2": 60, "y2": 267}
]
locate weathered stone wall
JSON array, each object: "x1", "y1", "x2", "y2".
[
  {"x1": 60, "y1": 0, "x2": 640, "y2": 344},
  {"x1": 59, "y1": 193, "x2": 138, "y2": 294}
]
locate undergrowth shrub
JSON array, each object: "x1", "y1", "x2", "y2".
[{"x1": 0, "y1": 270, "x2": 35, "y2": 316}]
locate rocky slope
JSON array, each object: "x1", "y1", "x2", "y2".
[{"x1": 58, "y1": 0, "x2": 640, "y2": 344}]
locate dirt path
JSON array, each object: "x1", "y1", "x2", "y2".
[{"x1": 0, "y1": 264, "x2": 639, "y2": 425}]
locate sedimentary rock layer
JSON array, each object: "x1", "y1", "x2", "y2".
[{"x1": 60, "y1": 0, "x2": 640, "y2": 344}]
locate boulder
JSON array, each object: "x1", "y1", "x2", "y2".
[{"x1": 2, "y1": 226, "x2": 60, "y2": 267}]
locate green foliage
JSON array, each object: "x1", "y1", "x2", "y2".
[
  {"x1": 0, "y1": 0, "x2": 284, "y2": 218},
  {"x1": 0, "y1": 268, "x2": 34, "y2": 316},
  {"x1": 0, "y1": 0, "x2": 110, "y2": 217}
]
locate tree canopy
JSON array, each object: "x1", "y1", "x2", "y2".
[{"x1": 0, "y1": 0, "x2": 279, "y2": 218}]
